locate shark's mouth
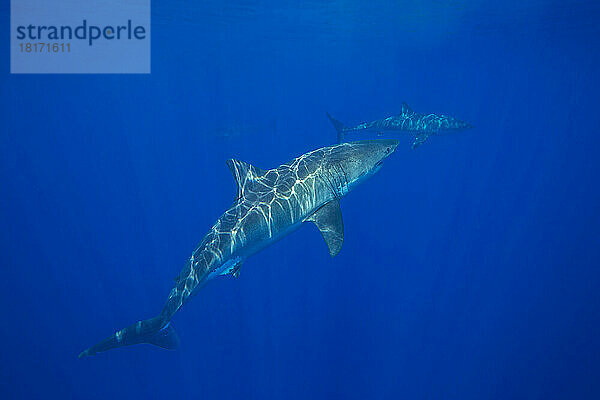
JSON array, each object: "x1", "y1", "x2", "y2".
[{"x1": 371, "y1": 160, "x2": 384, "y2": 175}]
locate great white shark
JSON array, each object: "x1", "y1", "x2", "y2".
[
  {"x1": 79, "y1": 139, "x2": 399, "y2": 357},
  {"x1": 327, "y1": 103, "x2": 473, "y2": 148}
]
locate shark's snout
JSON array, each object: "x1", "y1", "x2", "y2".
[
  {"x1": 379, "y1": 139, "x2": 400, "y2": 148},
  {"x1": 450, "y1": 118, "x2": 474, "y2": 130}
]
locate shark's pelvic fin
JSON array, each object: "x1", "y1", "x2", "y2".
[
  {"x1": 305, "y1": 200, "x2": 344, "y2": 257},
  {"x1": 411, "y1": 133, "x2": 430, "y2": 149},
  {"x1": 326, "y1": 112, "x2": 348, "y2": 144},
  {"x1": 232, "y1": 262, "x2": 242, "y2": 278},
  {"x1": 401, "y1": 102, "x2": 413, "y2": 115},
  {"x1": 226, "y1": 159, "x2": 266, "y2": 198},
  {"x1": 215, "y1": 257, "x2": 243, "y2": 278}
]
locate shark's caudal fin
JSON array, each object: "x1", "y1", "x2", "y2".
[
  {"x1": 78, "y1": 316, "x2": 180, "y2": 358},
  {"x1": 326, "y1": 112, "x2": 347, "y2": 144}
]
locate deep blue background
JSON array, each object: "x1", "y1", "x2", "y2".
[{"x1": 1, "y1": 1, "x2": 599, "y2": 399}]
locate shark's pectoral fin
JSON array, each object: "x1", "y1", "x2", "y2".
[
  {"x1": 232, "y1": 262, "x2": 242, "y2": 278},
  {"x1": 411, "y1": 133, "x2": 430, "y2": 149},
  {"x1": 305, "y1": 200, "x2": 344, "y2": 257}
]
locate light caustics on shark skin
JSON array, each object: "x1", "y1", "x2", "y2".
[
  {"x1": 327, "y1": 103, "x2": 473, "y2": 149},
  {"x1": 79, "y1": 139, "x2": 399, "y2": 358}
]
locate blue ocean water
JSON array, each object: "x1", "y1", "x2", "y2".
[{"x1": 1, "y1": 1, "x2": 600, "y2": 398}]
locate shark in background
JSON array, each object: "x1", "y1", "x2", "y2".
[
  {"x1": 79, "y1": 139, "x2": 398, "y2": 358},
  {"x1": 327, "y1": 103, "x2": 473, "y2": 148}
]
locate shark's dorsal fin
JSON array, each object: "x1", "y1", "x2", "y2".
[
  {"x1": 401, "y1": 102, "x2": 413, "y2": 115},
  {"x1": 226, "y1": 159, "x2": 265, "y2": 199},
  {"x1": 305, "y1": 200, "x2": 344, "y2": 257}
]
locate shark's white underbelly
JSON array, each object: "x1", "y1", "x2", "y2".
[{"x1": 208, "y1": 256, "x2": 243, "y2": 279}]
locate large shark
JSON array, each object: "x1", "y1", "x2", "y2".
[
  {"x1": 327, "y1": 103, "x2": 473, "y2": 148},
  {"x1": 79, "y1": 139, "x2": 399, "y2": 358}
]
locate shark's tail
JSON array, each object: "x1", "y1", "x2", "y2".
[
  {"x1": 326, "y1": 112, "x2": 347, "y2": 144},
  {"x1": 78, "y1": 315, "x2": 180, "y2": 358}
]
